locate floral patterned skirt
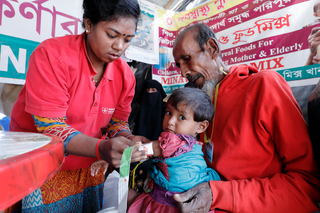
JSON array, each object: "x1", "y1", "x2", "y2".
[{"x1": 5, "y1": 167, "x2": 104, "y2": 213}]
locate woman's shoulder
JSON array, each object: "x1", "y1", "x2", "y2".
[
  {"x1": 38, "y1": 33, "x2": 82, "y2": 47},
  {"x1": 36, "y1": 34, "x2": 84, "y2": 59}
]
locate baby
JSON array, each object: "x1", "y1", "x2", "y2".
[
  {"x1": 128, "y1": 87, "x2": 220, "y2": 213},
  {"x1": 304, "y1": 0, "x2": 320, "y2": 28},
  {"x1": 90, "y1": 160, "x2": 108, "y2": 177}
]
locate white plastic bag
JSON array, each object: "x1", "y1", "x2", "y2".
[
  {"x1": 101, "y1": 170, "x2": 119, "y2": 210},
  {"x1": 98, "y1": 145, "x2": 134, "y2": 213}
]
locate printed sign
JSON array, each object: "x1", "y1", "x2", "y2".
[
  {"x1": 154, "y1": 0, "x2": 320, "y2": 96},
  {"x1": 125, "y1": 0, "x2": 159, "y2": 64},
  {"x1": 0, "y1": 0, "x2": 83, "y2": 84}
]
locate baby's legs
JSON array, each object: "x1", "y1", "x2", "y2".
[{"x1": 127, "y1": 188, "x2": 140, "y2": 208}]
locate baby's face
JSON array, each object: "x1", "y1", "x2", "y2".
[
  {"x1": 315, "y1": 6, "x2": 320, "y2": 17},
  {"x1": 162, "y1": 102, "x2": 201, "y2": 137}
]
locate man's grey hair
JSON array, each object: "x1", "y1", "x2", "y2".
[{"x1": 178, "y1": 23, "x2": 222, "y2": 59}]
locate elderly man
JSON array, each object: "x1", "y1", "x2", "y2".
[{"x1": 172, "y1": 23, "x2": 320, "y2": 213}]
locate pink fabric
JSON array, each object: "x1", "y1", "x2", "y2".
[
  {"x1": 128, "y1": 191, "x2": 215, "y2": 213},
  {"x1": 159, "y1": 132, "x2": 186, "y2": 157},
  {"x1": 128, "y1": 192, "x2": 178, "y2": 213}
]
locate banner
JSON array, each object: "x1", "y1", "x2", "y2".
[
  {"x1": 124, "y1": 0, "x2": 159, "y2": 64},
  {"x1": 154, "y1": 0, "x2": 320, "y2": 98},
  {"x1": 0, "y1": 0, "x2": 83, "y2": 84},
  {"x1": 0, "y1": 0, "x2": 159, "y2": 84}
]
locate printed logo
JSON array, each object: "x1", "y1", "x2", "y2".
[
  {"x1": 102, "y1": 107, "x2": 115, "y2": 114},
  {"x1": 164, "y1": 14, "x2": 175, "y2": 29}
]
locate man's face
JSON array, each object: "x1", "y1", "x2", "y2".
[{"x1": 173, "y1": 31, "x2": 219, "y2": 89}]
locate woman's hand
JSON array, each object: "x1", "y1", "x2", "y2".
[
  {"x1": 127, "y1": 134, "x2": 150, "y2": 143},
  {"x1": 99, "y1": 137, "x2": 147, "y2": 168}
]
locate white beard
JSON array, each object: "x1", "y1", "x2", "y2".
[{"x1": 201, "y1": 79, "x2": 218, "y2": 102}]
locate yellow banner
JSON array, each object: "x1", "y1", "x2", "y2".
[{"x1": 158, "y1": 0, "x2": 248, "y2": 30}]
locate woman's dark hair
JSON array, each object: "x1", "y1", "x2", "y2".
[
  {"x1": 167, "y1": 87, "x2": 214, "y2": 122},
  {"x1": 82, "y1": 0, "x2": 140, "y2": 28}
]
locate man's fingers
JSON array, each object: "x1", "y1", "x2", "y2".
[
  {"x1": 173, "y1": 182, "x2": 212, "y2": 213},
  {"x1": 174, "y1": 194, "x2": 201, "y2": 213},
  {"x1": 173, "y1": 194, "x2": 185, "y2": 203},
  {"x1": 176, "y1": 195, "x2": 210, "y2": 213},
  {"x1": 174, "y1": 188, "x2": 195, "y2": 203}
]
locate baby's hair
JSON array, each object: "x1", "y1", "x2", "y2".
[{"x1": 167, "y1": 87, "x2": 215, "y2": 122}]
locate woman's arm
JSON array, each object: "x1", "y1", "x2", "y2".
[
  {"x1": 106, "y1": 117, "x2": 150, "y2": 143},
  {"x1": 32, "y1": 115, "x2": 147, "y2": 168}
]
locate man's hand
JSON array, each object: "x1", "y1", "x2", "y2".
[{"x1": 173, "y1": 182, "x2": 213, "y2": 213}]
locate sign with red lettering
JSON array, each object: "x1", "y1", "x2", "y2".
[{"x1": 154, "y1": 0, "x2": 320, "y2": 97}]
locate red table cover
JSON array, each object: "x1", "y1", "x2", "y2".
[{"x1": 0, "y1": 133, "x2": 64, "y2": 211}]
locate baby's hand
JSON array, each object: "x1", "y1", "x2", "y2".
[
  {"x1": 90, "y1": 160, "x2": 109, "y2": 176},
  {"x1": 136, "y1": 142, "x2": 159, "y2": 157},
  {"x1": 152, "y1": 141, "x2": 161, "y2": 157}
]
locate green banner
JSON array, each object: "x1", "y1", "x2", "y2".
[
  {"x1": 163, "y1": 84, "x2": 185, "y2": 94},
  {"x1": 277, "y1": 64, "x2": 320, "y2": 82},
  {"x1": 0, "y1": 34, "x2": 39, "y2": 81}
]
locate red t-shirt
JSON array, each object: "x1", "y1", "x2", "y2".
[
  {"x1": 10, "y1": 33, "x2": 135, "y2": 138},
  {"x1": 201, "y1": 65, "x2": 320, "y2": 212}
]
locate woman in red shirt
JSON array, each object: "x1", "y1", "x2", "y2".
[{"x1": 9, "y1": 0, "x2": 148, "y2": 212}]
